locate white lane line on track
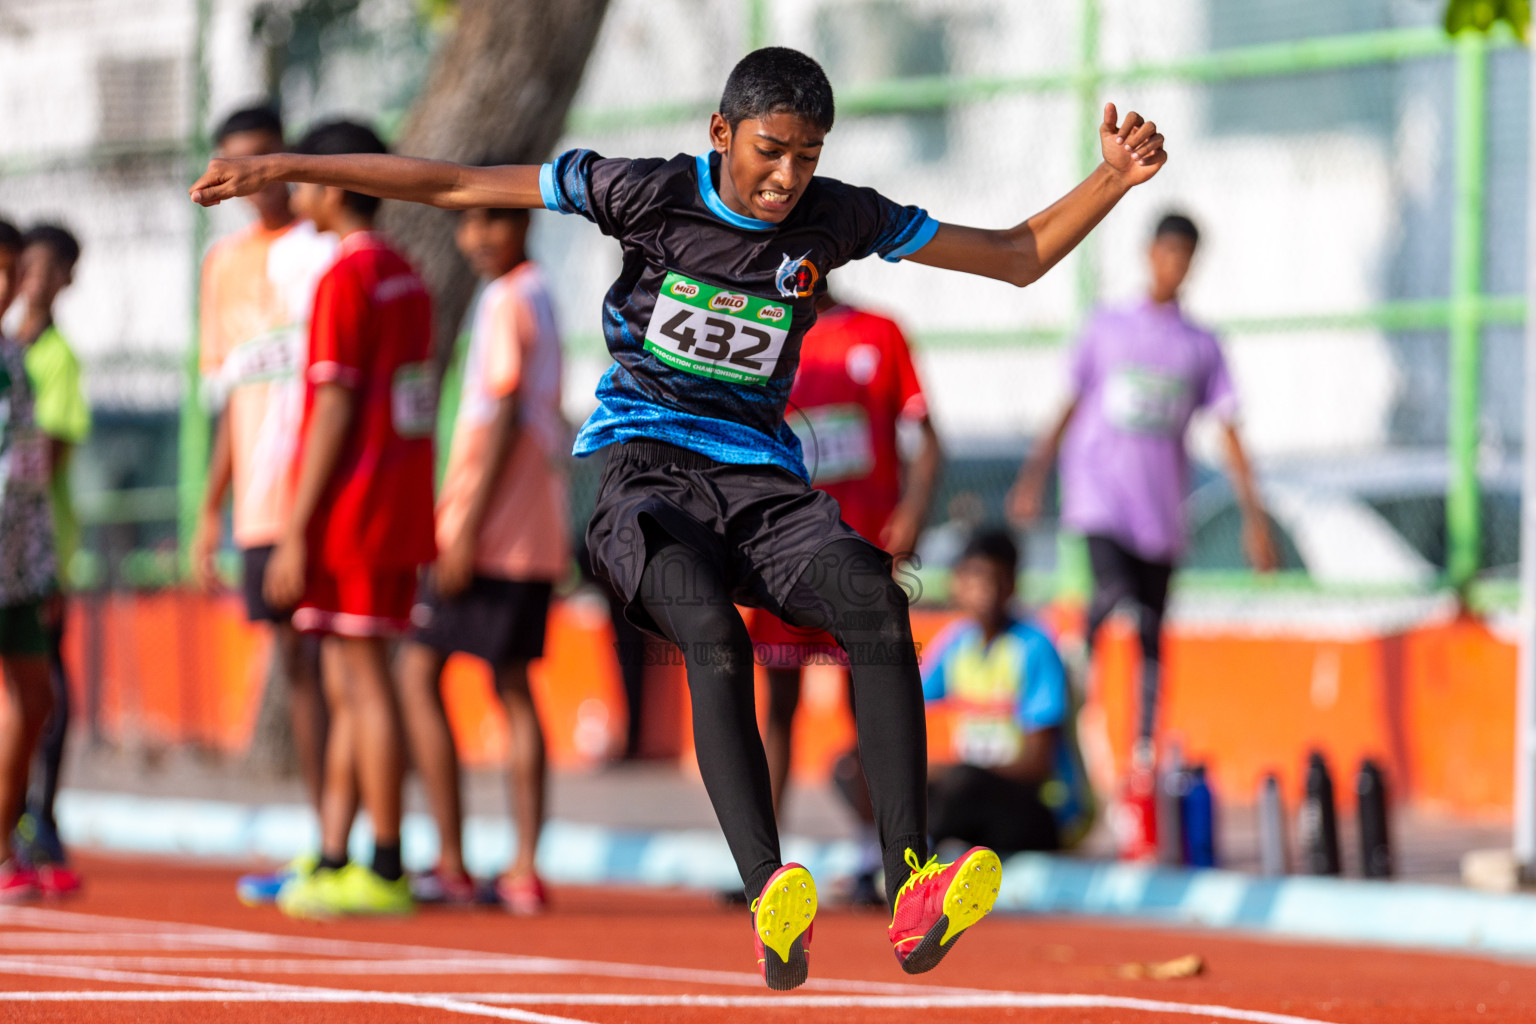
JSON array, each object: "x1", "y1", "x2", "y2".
[
  {"x1": 0, "y1": 904, "x2": 979, "y2": 996},
  {"x1": 0, "y1": 989, "x2": 1344, "y2": 1024},
  {"x1": 0, "y1": 904, "x2": 1345, "y2": 1024},
  {"x1": 0, "y1": 962, "x2": 598, "y2": 1024}
]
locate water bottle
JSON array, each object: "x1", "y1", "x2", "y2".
[
  {"x1": 1157, "y1": 743, "x2": 1187, "y2": 866},
  {"x1": 1357, "y1": 758, "x2": 1393, "y2": 879},
  {"x1": 1298, "y1": 751, "x2": 1341, "y2": 876},
  {"x1": 1114, "y1": 746, "x2": 1159, "y2": 862},
  {"x1": 1257, "y1": 773, "x2": 1288, "y2": 876},
  {"x1": 1181, "y1": 764, "x2": 1217, "y2": 868}
]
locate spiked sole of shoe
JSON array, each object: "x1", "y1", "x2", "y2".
[{"x1": 898, "y1": 849, "x2": 1002, "y2": 975}]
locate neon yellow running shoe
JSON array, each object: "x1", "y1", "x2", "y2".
[
  {"x1": 750, "y1": 863, "x2": 817, "y2": 991},
  {"x1": 276, "y1": 862, "x2": 413, "y2": 920},
  {"x1": 887, "y1": 846, "x2": 1001, "y2": 975}
]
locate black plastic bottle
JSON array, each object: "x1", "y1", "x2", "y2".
[
  {"x1": 1298, "y1": 751, "x2": 1341, "y2": 876},
  {"x1": 1357, "y1": 758, "x2": 1393, "y2": 879}
]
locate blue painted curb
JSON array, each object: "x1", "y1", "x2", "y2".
[{"x1": 53, "y1": 790, "x2": 1536, "y2": 958}]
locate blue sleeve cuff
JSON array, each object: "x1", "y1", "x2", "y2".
[
  {"x1": 538, "y1": 162, "x2": 560, "y2": 212},
  {"x1": 882, "y1": 214, "x2": 940, "y2": 262}
]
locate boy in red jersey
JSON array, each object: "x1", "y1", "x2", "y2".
[{"x1": 263, "y1": 121, "x2": 437, "y2": 919}]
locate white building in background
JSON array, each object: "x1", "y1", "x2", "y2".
[{"x1": 0, "y1": 0, "x2": 1523, "y2": 469}]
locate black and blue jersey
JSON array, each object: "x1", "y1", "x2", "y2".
[{"x1": 539, "y1": 148, "x2": 938, "y2": 478}]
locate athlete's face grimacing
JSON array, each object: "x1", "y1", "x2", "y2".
[{"x1": 709, "y1": 110, "x2": 825, "y2": 223}]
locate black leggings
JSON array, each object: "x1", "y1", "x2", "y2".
[
  {"x1": 1085, "y1": 535, "x2": 1173, "y2": 743},
  {"x1": 637, "y1": 536, "x2": 927, "y2": 902},
  {"x1": 29, "y1": 612, "x2": 69, "y2": 830},
  {"x1": 929, "y1": 764, "x2": 1059, "y2": 855}
]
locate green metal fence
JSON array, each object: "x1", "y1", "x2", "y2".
[{"x1": 2, "y1": 0, "x2": 1528, "y2": 605}]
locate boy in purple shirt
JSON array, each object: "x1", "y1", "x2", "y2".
[{"x1": 1009, "y1": 213, "x2": 1275, "y2": 766}]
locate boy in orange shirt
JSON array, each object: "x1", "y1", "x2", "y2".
[
  {"x1": 398, "y1": 206, "x2": 567, "y2": 913},
  {"x1": 191, "y1": 105, "x2": 339, "y2": 904}
]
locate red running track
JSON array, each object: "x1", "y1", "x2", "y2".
[{"x1": 0, "y1": 855, "x2": 1530, "y2": 1023}]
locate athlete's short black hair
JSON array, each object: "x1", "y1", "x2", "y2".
[
  {"x1": 959, "y1": 528, "x2": 1020, "y2": 577},
  {"x1": 21, "y1": 224, "x2": 81, "y2": 271},
  {"x1": 719, "y1": 47, "x2": 835, "y2": 132},
  {"x1": 1154, "y1": 212, "x2": 1200, "y2": 247},
  {"x1": 215, "y1": 104, "x2": 284, "y2": 145},
  {"x1": 0, "y1": 219, "x2": 21, "y2": 254},
  {"x1": 293, "y1": 120, "x2": 388, "y2": 217}
]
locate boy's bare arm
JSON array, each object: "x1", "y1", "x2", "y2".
[
  {"x1": 906, "y1": 104, "x2": 1166, "y2": 287},
  {"x1": 191, "y1": 411, "x2": 233, "y2": 591},
  {"x1": 264, "y1": 384, "x2": 355, "y2": 609},
  {"x1": 436, "y1": 392, "x2": 522, "y2": 597},
  {"x1": 191, "y1": 155, "x2": 544, "y2": 211}
]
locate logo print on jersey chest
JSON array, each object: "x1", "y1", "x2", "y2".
[{"x1": 775, "y1": 252, "x2": 820, "y2": 299}]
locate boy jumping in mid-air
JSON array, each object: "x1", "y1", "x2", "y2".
[
  {"x1": 259, "y1": 121, "x2": 438, "y2": 919},
  {"x1": 192, "y1": 47, "x2": 1167, "y2": 986},
  {"x1": 0, "y1": 219, "x2": 59, "y2": 899}
]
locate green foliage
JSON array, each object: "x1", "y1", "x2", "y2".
[
  {"x1": 1443, "y1": 0, "x2": 1530, "y2": 40},
  {"x1": 417, "y1": 0, "x2": 458, "y2": 28}
]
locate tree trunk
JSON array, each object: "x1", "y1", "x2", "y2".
[{"x1": 380, "y1": 0, "x2": 613, "y2": 358}]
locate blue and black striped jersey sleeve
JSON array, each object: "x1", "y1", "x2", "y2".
[
  {"x1": 825, "y1": 181, "x2": 941, "y2": 265},
  {"x1": 539, "y1": 148, "x2": 662, "y2": 239}
]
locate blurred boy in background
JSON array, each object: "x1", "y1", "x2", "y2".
[
  {"x1": 11, "y1": 223, "x2": 88, "y2": 892},
  {"x1": 833, "y1": 529, "x2": 1092, "y2": 871},
  {"x1": 398, "y1": 205, "x2": 567, "y2": 914},
  {"x1": 0, "y1": 219, "x2": 58, "y2": 898},
  {"x1": 189, "y1": 104, "x2": 340, "y2": 905},
  {"x1": 1008, "y1": 212, "x2": 1272, "y2": 858},
  {"x1": 265, "y1": 121, "x2": 436, "y2": 920},
  {"x1": 919, "y1": 530, "x2": 1093, "y2": 853},
  {"x1": 1009, "y1": 216, "x2": 1273, "y2": 740}
]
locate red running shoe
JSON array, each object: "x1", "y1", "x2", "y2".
[
  {"x1": 751, "y1": 863, "x2": 816, "y2": 991},
  {"x1": 33, "y1": 863, "x2": 81, "y2": 898},
  {"x1": 496, "y1": 872, "x2": 548, "y2": 915},
  {"x1": 887, "y1": 846, "x2": 1002, "y2": 975},
  {"x1": 0, "y1": 861, "x2": 38, "y2": 903}
]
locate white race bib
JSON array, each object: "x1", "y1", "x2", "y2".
[
  {"x1": 391, "y1": 362, "x2": 437, "y2": 438},
  {"x1": 643, "y1": 272, "x2": 792, "y2": 385},
  {"x1": 952, "y1": 715, "x2": 1023, "y2": 768},
  {"x1": 1103, "y1": 366, "x2": 1189, "y2": 436},
  {"x1": 792, "y1": 404, "x2": 874, "y2": 484}
]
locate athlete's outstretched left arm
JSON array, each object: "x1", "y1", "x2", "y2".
[{"x1": 904, "y1": 104, "x2": 1165, "y2": 287}]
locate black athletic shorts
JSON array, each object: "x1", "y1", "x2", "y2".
[
  {"x1": 585, "y1": 440, "x2": 877, "y2": 640},
  {"x1": 242, "y1": 545, "x2": 290, "y2": 624},
  {"x1": 410, "y1": 575, "x2": 553, "y2": 666}
]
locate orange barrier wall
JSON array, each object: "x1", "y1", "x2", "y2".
[{"x1": 56, "y1": 592, "x2": 1517, "y2": 815}]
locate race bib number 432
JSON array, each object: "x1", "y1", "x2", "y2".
[{"x1": 643, "y1": 272, "x2": 792, "y2": 385}]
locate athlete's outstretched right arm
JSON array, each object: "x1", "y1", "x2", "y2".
[{"x1": 189, "y1": 155, "x2": 543, "y2": 210}]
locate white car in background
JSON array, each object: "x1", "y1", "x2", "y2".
[{"x1": 1184, "y1": 449, "x2": 1519, "y2": 588}]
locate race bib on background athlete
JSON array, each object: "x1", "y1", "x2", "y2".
[
  {"x1": 1103, "y1": 366, "x2": 1189, "y2": 436},
  {"x1": 643, "y1": 272, "x2": 791, "y2": 385},
  {"x1": 791, "y1": 403, "x2": 874, "y2": 484},
  {"x1": 391, "y1": 362, "x2": 437, "y2": 438}
]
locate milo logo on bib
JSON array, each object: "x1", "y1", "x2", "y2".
[{"x1": 644, "y1": 272, "x2": 792, "y2": 385}]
